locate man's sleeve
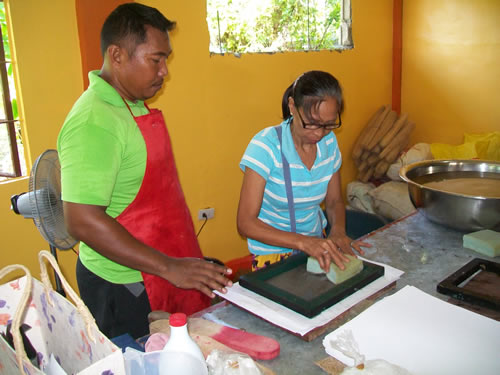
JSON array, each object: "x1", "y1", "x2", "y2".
[{"x1": 58, "y1": 122, "x2": 122, "y2": 206}]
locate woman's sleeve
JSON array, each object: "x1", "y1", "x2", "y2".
[
  {"x1": 329, "y1": 133, "x2": 342, "y2": 174},
  {"x1": 239, "y1": 129, "x2": 278, "y2": 180}
]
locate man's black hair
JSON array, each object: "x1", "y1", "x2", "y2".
[{"x1": 100, "y1": 2, "x2": 176, "y2": 57}]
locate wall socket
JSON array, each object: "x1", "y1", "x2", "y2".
[{"x1": 198, "y1": 207, "x2": 215, "y2": 220}]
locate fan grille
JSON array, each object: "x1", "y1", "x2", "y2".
[{"x1": 29, "y1": 150, "x2": 77, "y2": 250}]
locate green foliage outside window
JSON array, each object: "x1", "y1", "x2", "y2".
[
  {"x1": 0, "y1": 3, "x2": 17, "y2": 119},
  {"x1": 0, "y1": 1, "x2": 25, "y2": 177},
  {"x1": 207, "y1": 0, "x2": 343, "y2": 54}
]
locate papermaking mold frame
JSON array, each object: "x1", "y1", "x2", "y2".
[{"x1": 239, "y1": 253, "x2": 385, "y2": 318}]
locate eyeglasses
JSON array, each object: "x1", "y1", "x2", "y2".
[{"x1": 296, "y1": 109, "x2": 342, "y2": 130}]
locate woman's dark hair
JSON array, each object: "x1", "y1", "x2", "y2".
[
  {"x1": 281, "y1": 70, "x2": 344, "y2": 121},
  {"x1": 100, "y1": 2, "x2": 176, "y2": 57}
]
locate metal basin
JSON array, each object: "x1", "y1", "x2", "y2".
[{"x1": 399, "y1": 159, "x2": 500, "y2": 232}]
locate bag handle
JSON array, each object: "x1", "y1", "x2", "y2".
[
  {"x1": 38, "y1": 250, "x2": 98, "y2": 342},
  {"x1": 0, "y1": 263, "x2": 33, "y2": 374}
]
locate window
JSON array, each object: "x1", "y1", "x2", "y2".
[
  {"x1": 0, "y1": 0, "x2": 25, "y2": 178},
  {"x1": 207, "y1": 0, "x2": 352, "y2": 55}
]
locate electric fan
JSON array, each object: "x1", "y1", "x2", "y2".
[{"x1": 10, "y1": 149, "x2": 77, "y2": 294}]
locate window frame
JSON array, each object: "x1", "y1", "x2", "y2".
[
  {"x1": 207, "y1": 0, "x2": 353, "y2": 55},
  {"x1": 338, "y1": 0, "x2": 352, "y2": 48},
  {"x1": 0, "y1": 0, "x2": 22, "y2": 178}
]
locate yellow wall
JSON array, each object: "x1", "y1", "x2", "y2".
[
  {"x1": 402, "y1": 0, "x2": 500, "y2": 145},
  {"x1": 145, "y1": 0, "x2": 394, "y2": 261},
  {"x1": 0, "y1": 1, "x2": 83, "y2": 286},
  {"x1": 0, "y1": 0, "x2": 393, "y2": 285}
]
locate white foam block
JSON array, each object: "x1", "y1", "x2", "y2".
[
  {"x1": 306, "y1": 255, "x2": 364, "y2": 284},
  {"x1": 463, "y1": 229, "x2": 500, "y2": 257}
]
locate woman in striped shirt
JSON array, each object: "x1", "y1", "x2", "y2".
[{"x1": 237, "y1": 71, "x2": 367, "y2": 271}]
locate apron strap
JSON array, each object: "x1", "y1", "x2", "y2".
[
  {"x1": 275, "y1": 123, "x2": 325, "y2": 244},
  {"x1": 274, "y1": 124, "x2": 303, "y2": 255},
  {"x1": 121, "y1": 97, "x2": 151, "y2": 118},
  {"x1": 274, "y1": 125, "x2": 296, "y2": 234}
]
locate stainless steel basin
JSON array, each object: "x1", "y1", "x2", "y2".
[{"x1": 400, "y1": 159, "x2": 500, "y2": 232}]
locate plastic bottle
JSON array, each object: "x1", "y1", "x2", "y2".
[{"x1": 159, "y1": 312, "x2": 208, "y2": 375}]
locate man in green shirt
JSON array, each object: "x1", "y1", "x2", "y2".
[{"x1": 58, "y1": 3, "x2": 232, "y2": 339}]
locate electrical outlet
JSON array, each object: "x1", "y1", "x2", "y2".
[{"x1": 198, "y1": 207, "x2": 215, "y2": 220}]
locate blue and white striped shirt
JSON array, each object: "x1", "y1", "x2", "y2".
[{"x1": 240, "y1": 118, "x2": 342, "y2": 255}]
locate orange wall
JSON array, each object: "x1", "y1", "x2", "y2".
[
  {"x1": 75, "y1": 0, "x2": 127, "y2": 88},
  {"x1": 0, "y1": 0, "x2": 393, "y2": 284},
  {"x1": 402, "y1": 0, "x2": 500, "y2": 145}
]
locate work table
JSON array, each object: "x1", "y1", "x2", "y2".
[{"x1": 196, "y1": 211, "x2": 497, "y2": 374}]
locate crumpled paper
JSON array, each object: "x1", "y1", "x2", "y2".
[{"x1": 207, "y1": 350, "x2": 261, "y2": 375}]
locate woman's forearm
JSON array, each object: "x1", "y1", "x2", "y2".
[{"x1": 237, "y1": 215, "x2": 309, "y2": 251}]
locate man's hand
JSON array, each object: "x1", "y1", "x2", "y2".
[
  {"x1": 64, "y1": 202, "x2": 233, "y2": 298},
  {"x1": 162, "y1": 257, "x2": 233, "y2": 298}
]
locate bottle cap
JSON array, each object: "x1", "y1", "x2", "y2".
[{"x1": 169, "y1": 312, "x2": 187, "y2": 327}]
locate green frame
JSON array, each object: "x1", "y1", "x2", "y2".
[{"x1": 240, "y1": 253, "x2": 385, "y2": 318}]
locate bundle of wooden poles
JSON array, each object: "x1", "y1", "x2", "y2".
[{"x1": 352, "y1": 105, "x2": 415, "y2": 182}]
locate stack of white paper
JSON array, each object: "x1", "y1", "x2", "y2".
[{"x1": 323, "y1": 285, "x2": 500, "y2": 375}]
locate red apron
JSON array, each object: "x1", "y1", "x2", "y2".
[{"x1": 116, "y1": 102, "x2": 210, "y2": 314}]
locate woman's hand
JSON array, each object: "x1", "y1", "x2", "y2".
[
  {"x1": 328, "y1": 227, "x2": 371, "y2": 257},
  {"x1": 299, "y1": 236, "x2": 350, "y2": 272}
]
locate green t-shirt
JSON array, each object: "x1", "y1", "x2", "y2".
[{"x1": 57, "y1": 70, "x2": 149, "y2": 284}]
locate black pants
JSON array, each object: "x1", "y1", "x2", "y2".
[{"x1": 76, "y1": 257, "x2": 151, "y2": 339}]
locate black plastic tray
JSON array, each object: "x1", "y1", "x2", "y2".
[{"x1": 239, "y1": 253, "x2": 385, "y2": 318}]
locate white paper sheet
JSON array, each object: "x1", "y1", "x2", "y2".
[
  {"x1": 214, "y1": 258, "x2": 403, "y2": 336},
  {"x1": 323, "y1": 285, "x2": 500, "y2": 375}
]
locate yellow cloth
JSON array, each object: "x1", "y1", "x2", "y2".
[
  {"x1": 252, "y1": 252, "x2": 292, "y2": 271},
  {"x1": 431, "y1": 131, "x2": 500, "y2": 161}
]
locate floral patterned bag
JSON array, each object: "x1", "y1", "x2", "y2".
[{"x1": 0, "y1": 250, "x2": 126, "y2": 375}]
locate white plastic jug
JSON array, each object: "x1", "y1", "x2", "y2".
[{"x1": 159, "y1": 312, "x2": 208, "y2": 375}]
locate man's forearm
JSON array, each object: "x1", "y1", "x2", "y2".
[{"x1": 64, "y1": 201, "x2": 170, "y2": 277}]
